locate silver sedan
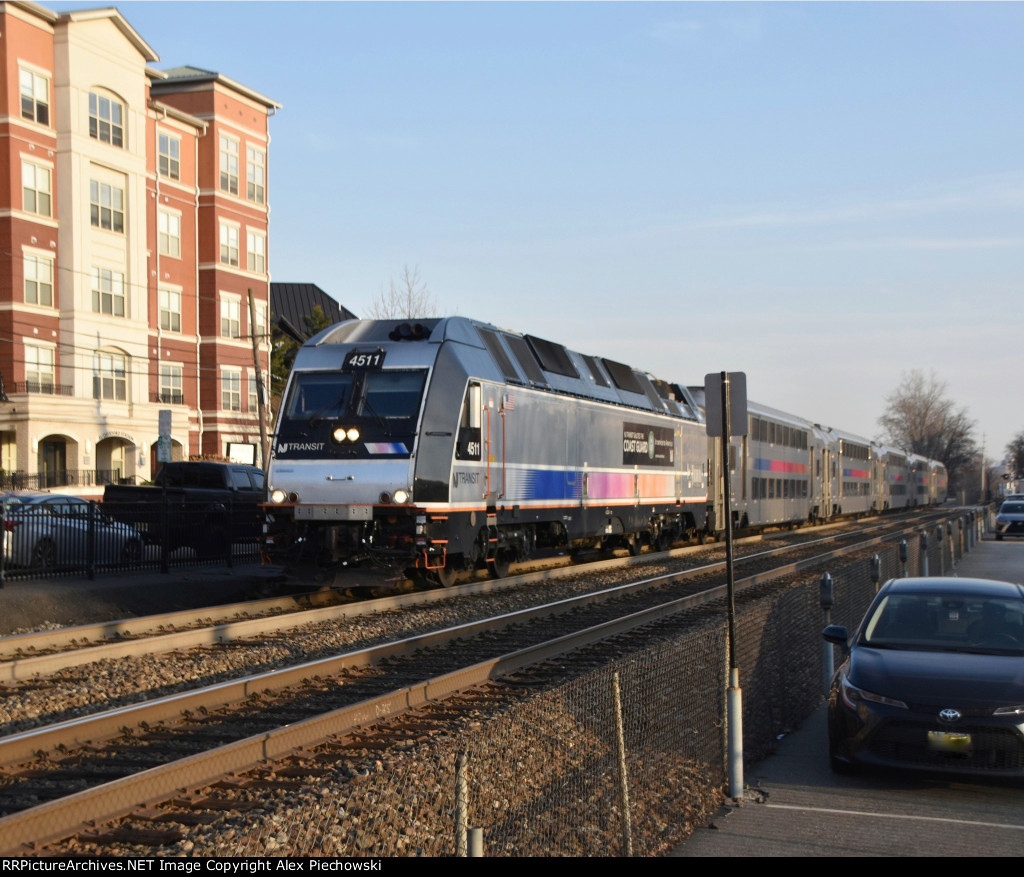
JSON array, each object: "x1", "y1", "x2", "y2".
[{"x1": 3, "y1": 495, "x2": 144, "y2": 569}]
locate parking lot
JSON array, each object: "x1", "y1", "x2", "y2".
[{"x1": 675, "y1": 537, "x2": 1024, "y2": 857}]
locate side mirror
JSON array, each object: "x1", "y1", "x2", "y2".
[{"x1": 823, "y1": 624, "x2": 850, "y2": 650}]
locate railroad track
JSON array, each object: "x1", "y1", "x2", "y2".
[{"x1": 0, "y1": 510, "x2": 967, "y2": 855}]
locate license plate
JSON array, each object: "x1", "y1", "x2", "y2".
[{"x1": 927, "y1": 730, "x2": 972, "y2": 752}]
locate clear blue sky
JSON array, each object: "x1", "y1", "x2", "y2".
[{"x1": 58, "y1": 1, "x2": 1023, "y2": 460}]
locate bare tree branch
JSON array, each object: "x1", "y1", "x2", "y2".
[
  {"x1": 365, "y1": 265, "x2": 438, "y2": 319},
  {"x1": 877, "y1": 369, "x2": 977, "y2": 492}
]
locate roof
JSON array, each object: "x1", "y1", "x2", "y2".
[
  {"x1": 270, "y1": 283, "x2": 357, "y2": 343},
  {"x1": 152, "y1": 65, "x2": 280, "y2": 109},
  {"x1": 58, "y1": 6, "x2": 159, "y2": 61}
]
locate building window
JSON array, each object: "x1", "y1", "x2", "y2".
[
  {"x1": 247, "y1": 368, "x2": 258, "y2": 412},
  {"x1": 158, "y1": 133, "x2": 180, "y2": 180},
  {"x1": 221, "y1": 297, "x2": 240, "y2": 338},
  {"x1": 222, "y1": 369, "x2": 241, "y2": 411},
  {"x1": 25, "y1": 345, "x2": 55, "y2": 393},
  {"x1": 91, "y1": 267, "x2": 125, "y2": 317},
  {"x1": 20, "y1": 68, "x2": 49, "y2": 125},
  {"x1": 93, "y1": 351, "x2": 127, "y2": 401},
  {"x1": 219, "y1": 135, "x2": 239, "y2": 194},
  {"x1": 219, "y1": 223, "x2": 239, "y2": 266},
  {"x1": 246, "y1": 147, "x2": 265, "y2": 203},
  {"x1": 25, "y1": 254, "x2": 54, "y2": 306},
  {"x1": 89, "y1": 92, "x2": 124, "y2": 147},
  {"x1": 159, "y1": 364, "x2": 183, "y2": 404},
  {"x1": 22, "y1": 161, "x2": 52, "y2": 216},
  {"x1": 158, "y1": 210, "x2": 180, "y2": 257},
  {"x1": 247, "y1": 231, "x2": 266, "y2": 273},
  {"x1": 254, "y1": 303, "x2": 268, "y2": 341},
  {"x1": 159, "y1": 288, "x2": 181, "y2": 332},
  {"x1": 90, "y1": 180, "x2": 125, "y2": 232}
]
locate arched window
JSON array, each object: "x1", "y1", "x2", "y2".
[
  {"x1": 93, "y1": 350, "x2": 127, "y2": 401},
  {"x1": 89, "y1": 90, "x2": 125, "y2": 147}
]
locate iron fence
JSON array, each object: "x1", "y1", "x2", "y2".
[{"x1": 0, "y1": 496, "x2": 264, "y2": 582}]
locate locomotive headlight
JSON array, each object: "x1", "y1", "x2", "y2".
[
  {"x1": 270, "y1": 488, "x2": 287, "y2": 504},
  {"x1": 393, "y1": 489, "x2": 410, "y2": 504},
  {"x1": 330, "y1": 426, "x2": 361, "y2": 444}
]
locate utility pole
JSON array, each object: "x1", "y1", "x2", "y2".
[{"x1": 248, "y1": 289, "x2": 271, "y2": 468}]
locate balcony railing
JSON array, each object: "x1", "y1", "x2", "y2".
[{"x1": 12, "y1": 382, "x2": 74, "y2": 396}]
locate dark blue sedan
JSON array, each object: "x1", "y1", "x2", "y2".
[{"x1": 824, "y1": 577, "x2": 1024, "y2": 776}]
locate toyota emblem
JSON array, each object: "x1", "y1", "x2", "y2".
[{"x1": 938, "y1": 708, "x2": 962, "y2": 723}]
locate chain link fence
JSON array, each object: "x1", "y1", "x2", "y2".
[{"x1": 198, "y1": 512, "x2": 975, "y2": 857}]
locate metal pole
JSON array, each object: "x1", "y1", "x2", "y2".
[
  {"x1": 821, "y1": 572, "x2": 834, "y2": 695},
  {"x1": 456, "y1": 750, "x2": 468, "y2": 857},
  {"x1": 612, "y1": 672, "x2": 633, "y2": 857},
  {"x1": 920, "y1": 531, "x2": 929, "y2": 577},
  {"x1": 721, "y1": 371, "x2": 743, "y2": 800},
  {"x1": 469, "y1": 827, "x2": 483, "y2": 858}
]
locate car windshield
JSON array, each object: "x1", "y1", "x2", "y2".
[
  {"x1": 862, "y1": 592, "x2": 1024, "y2": 654},
  {"x1": 999, "y1": 503, "x2": 1024, "y2": 514}
]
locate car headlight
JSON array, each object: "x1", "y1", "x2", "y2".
[
  {"x1": 993, "y1": 704, "x2": 1024, "y2": 716},
  {"x1": 840, "y1": 676, "x2": 908, "y2": 710}
]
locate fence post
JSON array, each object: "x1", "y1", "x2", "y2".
[
  {"x1": 612, "y1": 671, "x2": 633, "y2": 857},
  {"x1": 456, "y1": 750, "x2": 468, "y2": 857},
  {"x1": 160, "y1": 491, "x2": 170, "y2": 574},
  {"x1": 919, "y1": 531, "x2": 929, "y2": 577},
  {"x1": 0, "y1": 502, "x2": 6, "y2": 588},
  {"x1": 870, "y1": 554, "x2": 881, "y2": 592},
  {"x1": 899, "y1": 539, "x2": 908, "y2": 577},
  {"x1": 86, "y1": 499, "x2": 96, "y2": 581},
  {"x1": 820, "y1": 572, "x2": 834, "y2": 694}
]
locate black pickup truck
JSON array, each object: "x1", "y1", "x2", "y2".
[{"x1": 103, "y1": 462, "x2": 265, "y2": 555}]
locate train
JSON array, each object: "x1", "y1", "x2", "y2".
[{"x1": 264, "y1": 316, "x2": 947, "y2": 585}]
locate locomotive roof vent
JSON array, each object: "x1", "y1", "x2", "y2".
[{"x1": 388, "y1": 322, "x2": 430, "y2": 341}]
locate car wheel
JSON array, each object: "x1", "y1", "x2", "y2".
[
  {"x1": 32, "y1": 539, "x2": 56, "y2": 569},
  {"x1": 120, "y1": 539, "x2": 143, "y2": 564}
]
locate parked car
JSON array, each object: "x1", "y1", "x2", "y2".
[
  {"x1": 824, "y1": 576, "x2": 1024, "y2": 776},
  {"x1": 994, "y1": 501, "x2": 1024, "y2": 541},
  {"x1": 3, "y1": 495, "x2": 144, "y2": 569}
]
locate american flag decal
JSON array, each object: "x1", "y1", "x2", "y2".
[{"x1": 504, "y1": 393, "x2": 515, "y2": 410}]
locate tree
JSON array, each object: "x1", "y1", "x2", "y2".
[
  {"x1": 269, "y1": 305, "x2": 333, "y2": 418},
  {"x1": 877, "y1": 369, "x2": 977, "y2": 492},
  {"x1": 1007, "y1": 431, "x2": 1024, "y2": 480},
  {"x1": 365, "y1": 264, "x2": 439, "y2": 319}
]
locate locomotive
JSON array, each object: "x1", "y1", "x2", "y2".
[
  {"x1": 266, "y1": 317, "x2": 709, "y2": 585},
  {"x1": 265, "y1": 316, "x2": 947, "y2": 584}
]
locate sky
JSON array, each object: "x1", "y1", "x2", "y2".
[{"x1": 57, "y1": 1, "x2": 1024, "y2": 459}]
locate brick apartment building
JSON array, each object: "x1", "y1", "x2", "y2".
[{"x1": 0, "y1": 1, "x2": 279, "y2": 491}]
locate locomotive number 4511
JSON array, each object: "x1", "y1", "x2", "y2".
[{"x1": 343, "y1": 350, "x2": 386, "y2": 370}]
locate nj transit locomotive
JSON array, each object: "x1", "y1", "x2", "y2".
[
  {"x1": 266, "y1": 317, "x2": 709, "y2": 585},
  {"x1": 266, "y1": 316, "x2": 947, "y2": 584}
]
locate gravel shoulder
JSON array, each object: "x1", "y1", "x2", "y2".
[{"x1": 0, "y1": 565, "x2": 286, "y2": 636}]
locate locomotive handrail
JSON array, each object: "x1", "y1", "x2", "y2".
[
  {"x1": 500, "y1": 406, "x2": 507, "y2": 499},
  {"x1": 484, "y1": 405, "x2": 491, "y2": 498}
]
